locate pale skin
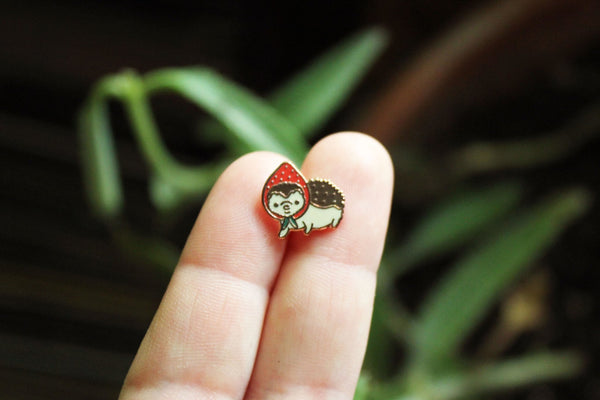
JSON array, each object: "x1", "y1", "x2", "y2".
[{"x1": 119, "y1": 132, "x2": 394, "y2": 400}]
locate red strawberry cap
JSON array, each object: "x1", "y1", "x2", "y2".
[{"x1": 262, "y1": 162, "x2": 309, "y2": 219}]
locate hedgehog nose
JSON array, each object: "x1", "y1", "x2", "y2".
[{"x1": 283, "y1": 204, "x2": 290, "y2": 211}]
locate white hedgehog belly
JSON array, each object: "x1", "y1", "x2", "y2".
[{"x1": 297, "y1": 204, "x2": 343, "y2": 230}]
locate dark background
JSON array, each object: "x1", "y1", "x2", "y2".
[{"x1": 1, "y1": 1, "x2": 599, "y2": 399}]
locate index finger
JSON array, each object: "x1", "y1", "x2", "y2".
[{"x1": 120, "y1": 152, "x2": 287, "y2": 400}]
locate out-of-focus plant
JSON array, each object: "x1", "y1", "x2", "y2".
[
  {"x1": 361, "y1": 186, "x2": 589, "y2": 400},
  {"x1": 78, "y1": 20, "x2": 594, "y2": 400},
  {"x1": 78, "y1": 28, "x2": 387, "y2": 274},
  {"x1": 79, "y1": 29, "x2": 387, "y2": 220}
]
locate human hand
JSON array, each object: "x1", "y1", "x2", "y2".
[{"x1": 119, "y1": 132, "x2": 394, "y2": 399}]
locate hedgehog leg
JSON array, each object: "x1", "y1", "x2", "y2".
[
  {"x1": 332, "y1": 213, "x2": 341, "y2": 228},
  {"x1": 304, "y1": 224, "x2": 313, "y2": 234},
  {"x1": 279, "y1": 226, "x2": 290, "y2": 238}
]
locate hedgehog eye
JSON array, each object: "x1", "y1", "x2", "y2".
[
  {"x1": 294, "y1": 200, "x2": 299, "y2": 205},
  {"x1": 273, "y1": 203, "x2": 279, "y2": 207}
]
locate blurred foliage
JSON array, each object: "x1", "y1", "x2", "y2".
[
  {"x1": 78, "y1": 25, "x2": 592, "y2": 400},
  {"x1": 79, "y1": 29, "x2": 387, "y2": 218}
]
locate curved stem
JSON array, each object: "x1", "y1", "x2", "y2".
[
  {"x1": 79, "y1": 69, "x2": 228, "y2": 217},
  {"x1": 119, "y1": 70, "x2": 228, "y2": 194},
  {"x1": 78, "y1": 74, "x2": 131, "y2": 218}
]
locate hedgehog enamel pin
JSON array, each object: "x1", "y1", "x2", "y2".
[{"x1": 262, "y1": 162, "x2": 345, "y2": 238}]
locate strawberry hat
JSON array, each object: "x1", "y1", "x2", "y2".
[{"x1": 262, "y1": 162, "x2": 309, "y2": 219}]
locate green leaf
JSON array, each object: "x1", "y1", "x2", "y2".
[
  {"x1": 414, "y1": 189, "x2": 590, "y2": 367},
  {"x1": 389, "y1": 182, "x2": 523, "y2": 277},
  {"x1": 144, "y1": 68, "x2": 308, "y2": 164},
  {"x1": 363, "y1": 294, "x2": 402, "y2": 378},
  {"x1": 78, "y1": 85, "x2": 124, "y2": 219},
  {"x1": 149, "y1": 175, "x2": 186, "y2": 212},
  {"x1": 354, "y1": 374, "x2": 372, "y2": 400},
  {"x1": 197, "y1": 28, "x2": 387, "y2": 143},
  {"x1": 364, "y1": 258, "x2": 415, "y2": 379},
  {"x1": 378, "y1": 351, "x2": 582, "y2": 400},
  {"x1": 105, "y1": 70, "x2": 231, "y2": 203},
  {"x1": 148, "y1": 165, "x2": 225, "y2": 212},
  {"x1": 269, "y1": 28, "x2": 388, "y2": 136},
  {"x1": 430, "y1": 351, "x2": 583, "y2": 400}
]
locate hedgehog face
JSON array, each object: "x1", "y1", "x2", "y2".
[{"x1": 268, "y1": 189, "x2": 305, "y2": 217}]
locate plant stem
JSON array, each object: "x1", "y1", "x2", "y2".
[
  {"x1": 78, "y1": 74, "x2": 131, "y2": 218},
  {"x1": 378, "y1": 351, "x2": 583, "y2": 400},
  {"x1": 119, "y1": 70, "x2": 227, "y2": 194},
  {"x1": 449, "y1": 102, "x2": 600, "y2": 177},
  {"x1": 431, "y1": 351, "x2": 584, "y2": 400}
]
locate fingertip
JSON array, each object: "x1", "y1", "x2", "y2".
[
  {"x1": 286, "y1": 132, "x2": 394, "y2": 270},
  {"x1": 306, "y1": 131, "x2": 394, "y2": 189}
]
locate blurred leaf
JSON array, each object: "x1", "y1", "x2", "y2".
[
  {"x1": 81, "y1": 68, "x2": 280, "y2": 215},
  {"x1": 389, "y1": 182, "x2": 523, "y2": 277},
  {"x1": 449, "y1": 102, "x2": 600, "y2": 177},
  {"x1": 149, "y1": 175, "x2": 184, "y2": 212},
  {"x1": 364, "y1": 294, "x2": 402, "y2": 379},
  {"x1": 78, "y1": 81, "x2": 124, "y2": 219},
  {"x1": 145, "y1": 68, "x2": 308, "y2": 164},
  {"x1": 148, "y1": 165, "x2": 226, "y2": 212},
  {"x1": 379, "y1": 351, "x2": 583, "y2": 400},
  {"x1": 414, "y1": 188, "x2": 590, "y2": 367},
  {"x1": 269, "y1": 28, "x2": 388, "y2": 136},
  {"x1": 113, "y1": 70, "x2": 232, "y2": 208},
  {"x1": 365, "y1": 259, "x2": 415, "y2": 379},
  {"x1": 143, "y1": 160, "x2": 226, "y2": 210},
  {"x1": 354, "y1": 374, "x2": 372, "y2": 400},
  {"x1": 430, "y1": 351, "x2": 583, "y2": 400},
  {"x1": 198, "y1": 28, "x2": 387, "y2": 143}
]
